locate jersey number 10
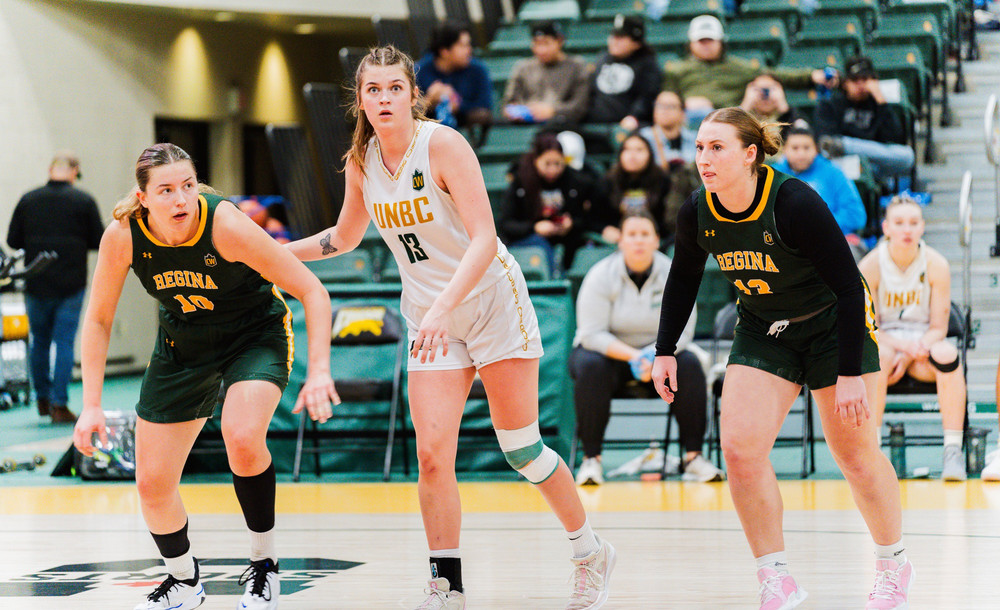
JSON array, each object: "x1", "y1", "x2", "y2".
[
  {"x1": 398, "y1": 233, "x2": 429, "y2": 264},
  {"x1": 173, "y1": 294, "x2": 215, "y2": 313}
]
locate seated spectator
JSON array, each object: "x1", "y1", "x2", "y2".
[
  {"x1": 663, "y1": 15, "x2": 833, "y2": 125},
  {"x1": 639, "y1": 90, "x2": 697, "y2": 165},
  {"x1": 813, "y1": 55, "x2": 915, "y2": 183},
  {"x1": 415, "y1": 21, "x2": 492, "y2": 135},
  {"x1": 858, "y1": 195, "x2": 968, "y2": 480},
  {"x1": 498, "y1": 132, "x2": 603, "y2": 273},
  {"x1": 502, "y1": 21, "x2": 591, "y2": 125},
  {"x1": 739, "y1": 74, "x2": 800, "y2": 140},
  {"x1": 770, "y1": 125, "x2": 866, "y2": 240},
  {"x1": 570, "y1": 211, "x2": 723, "y2": 485},
  {"x1": 585, "y1": 14, "x2": 662, "y2": 131},
  {"x1": 602, "y1": 133, "x2": 697, "y2": 247}
]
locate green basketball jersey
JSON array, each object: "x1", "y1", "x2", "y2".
[
  {"x1": 694, "y1": 166, "x2": 837, "y2": 320},
  {"x1": 130, "y1": 193, "x2": 281, "y2": 326}
]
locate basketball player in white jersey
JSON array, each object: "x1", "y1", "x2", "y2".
[
  {"x1": 287, "y1": 46, "x2": 615, "y2": 610},
  {"x1": 858, "y1": 195, "x2": 968, "y2": 480}
]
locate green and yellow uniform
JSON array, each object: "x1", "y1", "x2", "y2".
[
  {"x1": 130, "y1": 193, "x2": 293, "y2": 423},
  {"x1": 660, "y1": 166, "x2": 878, "y2": 389}
]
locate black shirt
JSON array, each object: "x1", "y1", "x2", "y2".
[
  {"x1": 7, "y1": 180, "x2": 104, "y2": 297},
  {"x1": 655, "y1": 176, "x2": 866, "y2": 376},
  {"x1": 813, "y1": 90, "x2": 907, "y2": 145}
]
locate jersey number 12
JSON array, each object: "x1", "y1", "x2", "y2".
[{"x1": 398, "y1": 233, "x2": 429, "y2": 264}]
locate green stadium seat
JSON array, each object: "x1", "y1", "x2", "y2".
[
  {"x1": 779, "y1": 45, "x2": 844, "y2": 70},
  {"x1": 487, "y1": 24, "x2": 533, "y2": 55},
  {"x1": 729, "y1": 49, "x2": 772, "y2": 70},
  {"x1": 882, "y1": 0, "x2": 957, "y2": 44},
  {"x1": 378, "y1": 254, "x2": 401, "y2": 283},
  {"x1": 872, "y1": 44, "x2": 932, "y2": 119},
  {"x1": 725, "y1": 17, "x2": 789, "y2": 65},
  {"x1": 476, "y1": 125, "x2": 539, "y2": 163},
  {"x1": 305, "y1": 250, "x2": 375, "y2": 285},
  {"x1": 873, "y1": 13, "x2": 944, "y2": 80},
  {"x1": 785, "y1": 88, "x2": 822, "y2": 118},
  {"x1": 663, "y1": 0, "x2": 728, "y2": 21},
  {"x1": 518, "y1": 0, "x2": 582, "y2": 21},
  {"x1": 566, "y1": 244, "x2": 617, "y2": 297},
  {"x1": 814, "y1": 0, "x2": 880, "y2": 34},
  {"x1": 509, "y1": 245, "x2": 551, "y2": 281},
  {"x1": 795, "y1": 14, "x2": 866, "y2": 60},
  {"x1": 694, "y1": 255, "x2": 737, "y2": 339},
  {"x1": 740, "y1": 0, "x2": 806, "y2": 36},
  {"x1": 584, "y1": 0, "x2": 647, "y2": 21},
  {"x1": 481, "y1": 161, "x2": 512, "y2": 218}
]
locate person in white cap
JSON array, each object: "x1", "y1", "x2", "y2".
[{"x1": 663, "y1": 15, "x2": 835, "y2": 125}]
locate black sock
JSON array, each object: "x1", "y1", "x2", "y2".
[
  {"x1": 232, "y1": 462, "x2": 276, "y2": 533},
  {"x1": 429, "y1": 556, "x2": 463, "y2": 593},
  {"x1": 150, "y1": 521, "x2": 191, "y2": 559}
]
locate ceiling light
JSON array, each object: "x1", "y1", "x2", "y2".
[
  {"x1": 294, "y1": 23, "x2": 317, "y2": 34},
  {"x1": 215, "y1": 12, "x2": 235, "y2": 22}
]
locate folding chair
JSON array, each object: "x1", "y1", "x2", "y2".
[
  {"x1": 882, "y1": 301, "x2": 975, "y2": 472},
  {"x1": 293, "y1": 304, "x2": 409, "y2": 481},
  {"x1": 707, "y1": 302, "x2": 817, "y2": 477}
]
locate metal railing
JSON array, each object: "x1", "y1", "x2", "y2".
[{"x1": 986, "y1": 94, "x2": 1000, "y2": 256}]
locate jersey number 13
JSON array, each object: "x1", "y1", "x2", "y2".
[{"x1": 398, "y1": 233, "x2": 429, "y2": 264}]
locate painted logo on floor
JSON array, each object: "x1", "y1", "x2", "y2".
[{"x1": 0, "y1": 557, "x2": 363, "y2": 597}]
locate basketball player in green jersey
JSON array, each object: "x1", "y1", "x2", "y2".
[
  {"x1": 651, "y1": 108, "x2": 910, "y2": 609},
  {"x1": 73, "y1": 143, "x2": 339, "y2": 610}
]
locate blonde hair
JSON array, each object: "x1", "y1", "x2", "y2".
[
  {"x1": 703, "y1": 107, "x2": 785, "y2": 172},
  {"x1": 343, "y1": 45, "x2": 429, "y2": 177},
  {"x1": 112, "y1": 143, "x2": 217, "y2": 221},
  {"x1": 884, "y1": 193, "x2": 923, "y2": 218}
]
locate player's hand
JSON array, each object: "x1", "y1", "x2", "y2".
[
  {"x1": 834, "y1": 375, "x2": 869, "y2": 428},
  {"x1": 412, "y1": 306, "x2": 450, "y2": 364},
  {"x1": 887, "y1": 353, "x2": 910, "y2": 384},
  {"x1": 652, "y1": 355, "x2": 677, "y2": 403},
  {"x1": 293, "y1": 372, "x2": 340, "y2": 424},
  {"x1": 73, "y1": 407, "x2": 108, "y2": 458}
]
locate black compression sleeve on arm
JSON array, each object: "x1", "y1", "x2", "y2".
[
  {"x1": 775, "y1": 181, "x2": 866, "y2": 376},
  {"x1": 655, "y1": 197, "x2": 709, "y2": 356}
]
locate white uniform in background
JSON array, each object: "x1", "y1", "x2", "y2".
[
  {"x1": 362, "y1": 120, "x2": 543, "y2": 370},
  {"x1": 875, "y1": 239, "x2": 931, "y2": 343}
]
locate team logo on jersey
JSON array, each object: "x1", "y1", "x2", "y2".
[
  {"x1": 0, "y1": 557, "x2": 362, "y2": 598},
  {"x1": 412, "y1": 169, "x2": 425, "y2": 191},
  {"x1": 204, "y1": 253, "x2": 217, "y2": 267},
  {"x1": 141, "y1": 252, "x2": 152, "y2": 259},
  {"x1": 705, "y1": 230, "x2": 716, "y2": 237},
  {"x1": 919, "y1": 272, "x2": 925, "y2": 283},
  {"x1": 763, "y1": 230, "x2": 774, "y2": 245}
]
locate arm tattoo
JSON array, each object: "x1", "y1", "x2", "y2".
[{"x1": 320, "y1": 233, "x2": 338, "y2": 256}]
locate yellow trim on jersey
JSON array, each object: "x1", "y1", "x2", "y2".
[
  {"x1": 137, "y1": 195, "x2": 209, "y2": 247},
  {"x1": 374, "y1": 121, "x2": 425, "y2": 182},
  {"x1": 705, "y1": 165, "x2": 774, "y2": 223},
  {"x1": 271, "y1": 286, "x2": 295, "y2": 373},
  {"x1": 861, "y1": 275, "x2": 879, "y2": 346}
]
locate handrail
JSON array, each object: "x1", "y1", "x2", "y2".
[
  {"x1": 986, "y1": 95, "x2": 1000, "y2": 257},
  {"x1": 959, "y1": 170, "x2": 972, "y2": 313}
]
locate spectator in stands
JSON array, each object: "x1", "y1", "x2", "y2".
[
  {"x1": 663, "y1": 15, "x2": 833, "y2": 125},
  {"x1": 415, "y1": 21, "x2": 493, "y2": 136},
  {"x1": 639, "y1": 90, "x2": 697, "y2": 165},
  {"x1": 585, "y1": 14, "x2": 662, "y2": 131},
  {"x1": 858, "y1": 195, "x2": 968, "y2": 480},
  {"x1": 739, "y1": 74, "x2": 800, "y2": 140},
  {"x1": 499, "y1": 132, "x2": 602, "y2": 273},
  {"x1": 602, "y1": 133, "x2": 697, "y2": 247},
  {"x1": 502, "y1": 21, "x2": 591, "y2": 126},
  {"x1": 813, "y1": 55, "x2": 915, "y2": 183},
  {"x1": 771, "y1": 125, "x2": 866, "y2": 240},
  {"x1": 570, "y1": 211, "x2": 723, "y2": 485}
]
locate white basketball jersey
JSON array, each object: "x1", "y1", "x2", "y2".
[
  {"x1": 362, "y1": 120, "x2": 512, "y2": 307},
  {"x1": 876, "y1": 240, "x2": 931, "y2": 335}
]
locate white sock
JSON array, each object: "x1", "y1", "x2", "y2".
[
  {"x1": 567, "y1": 519, "x2": 600, "y2": 558},
  {"x1": 249, "y1": 528, "x2": 277, "y2": 562},
  {"x1": 875, "y1": 426, "x2": 882, "y2": 446},
  {"x1": 429, "y1": 548, "x2": 461, "y2": 559},
  {"x1": 755, "y1": 551, "x2": 789, "y2": 574},
  {"x1": 875, "y1": 540, "x2": 906, "y2": 564},
  {"x1": 944, "y1": 429, "x2": 963, "y2": 448},
  {"x1": 163, "y1": 550, "x2": 196, "y2": 582}
]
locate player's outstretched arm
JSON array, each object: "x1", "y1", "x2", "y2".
[
  {"x1": 75, "y1": 221, "x2": 131, "y2": 456},
  {"x1": 286, "y1": 160, "x2": 370, "y2": 262}
]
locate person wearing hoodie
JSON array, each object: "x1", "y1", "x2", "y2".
[{"x1": 585, "y1": 14, "x2": 662, "y2": 131}]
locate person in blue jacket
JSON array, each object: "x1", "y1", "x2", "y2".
[
  {"x1": 415, "y1": 21, "x2": 493, "y2": 138},
  {"x1": 771, "y1": 125, "x2": 866, "y2": 239}
]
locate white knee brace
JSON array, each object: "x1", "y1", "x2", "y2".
[{"x1": 495, "y1": 420, "x2": 560, "y2": 484}]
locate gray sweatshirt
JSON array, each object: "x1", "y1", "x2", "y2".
[
  {"x1": 502, "y1": 54, "x2": 591, "y2": 124},
  {"x1": 573, "y1": 251, "x2": 695, "y2": 355}
]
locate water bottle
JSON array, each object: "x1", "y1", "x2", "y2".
[
  {"x1": 967, "y1": 427, "x2": 989, "y2": 473},
  {"x1": 436, "y1": 93, "x2": 457, "y2": 128},
  {"x1": 889, "y1": 423, "x2": 906, "y2": 479},
  {"x1": 816, "y1": 66, "x2": 837, "y2": 99}
]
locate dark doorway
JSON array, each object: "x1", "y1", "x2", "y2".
[
  {"x1": 243, "y1": 124, "x2": 280, "y2": 197},
  {"x1": 154, "y1": 118, "x2": 211, "y2": 184}
]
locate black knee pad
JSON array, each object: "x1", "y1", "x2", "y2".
[{"x1": 928, "y1": 353, "x2": 959, "y2": 373}]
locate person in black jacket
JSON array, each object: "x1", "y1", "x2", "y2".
[
  {"x1": 813, "y1": 55, "x2": 914, "y2": 181},
  {"x1": 499, "y1": 132, "x2": 606, "y2": 272},
  {"x1": 584, "y1": 14, "x2": 662, "y2": 131},
  {"x1": 7, "y1": 151, "x2": 104, "y2": 423}
]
